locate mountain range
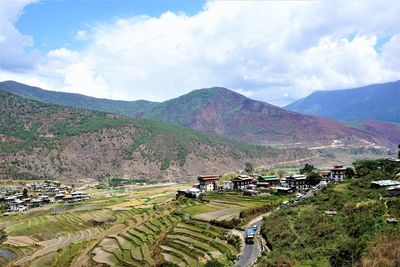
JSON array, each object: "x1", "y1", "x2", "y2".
[
  {"x1": 0, "y1": 90, "x2": 311, "y2": 180},
  {"x1": 1, "y1": 80, "x2": 398, "y2": 149},
  {"x1": 285, "y1": 80, "x2": 400, "y2": 123}
]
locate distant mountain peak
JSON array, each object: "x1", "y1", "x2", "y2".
[{"x1": 285, "y1": 80, "x2": 400, "y2": 123}]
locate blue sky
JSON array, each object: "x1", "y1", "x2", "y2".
[
  {"x1": 17, "y1": 0, "x2": 205, "y2": 51},
  {"x1": 1, "y1": 0, "x2": 399, "y2": 105}
]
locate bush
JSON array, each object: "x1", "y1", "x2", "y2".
[{"x1": 205, "y1": 259, "x2": 224, "y2": 267}]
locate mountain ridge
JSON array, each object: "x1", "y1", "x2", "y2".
[
  {"x1": 1, "y1": 80, "x2": 397, "y2": 149},
  {"x1": 0, "y1": 80, "x2": 157, "y2": 117},
  {"x1": 285, "y1": 80, "x2": 400, "y2": 123}
]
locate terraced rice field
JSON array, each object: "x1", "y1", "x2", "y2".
[
  {"x1": 0, "y1": 246, "x2": 36, "y2": 266},
  {"x1": 92, "y1": 210, "x2": 181, "y2": 266},
  {"x1": 4, "y1": 209, "x2": 115, "y2": 240},
  {"x1": 186, "y1": 191, "x2": 289, "y2": 221},
  {"x1": 0, "y1": 208, "x2": 140, "y2": 266},
  {"x1": 160, "y1": 222, "x2": 238, "y2": 266}
]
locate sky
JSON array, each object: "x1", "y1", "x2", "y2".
[{"x1": 0, "y1": 0, "x2": 399, "y2": 106}]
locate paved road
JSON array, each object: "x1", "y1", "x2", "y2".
[{"x1": 236, "y1": 220, "x2": 264, "y2": 267}]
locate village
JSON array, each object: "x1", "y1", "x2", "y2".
[
  {"x1": 176, "y1": 164, "x2": 351, "y2": 199},
  {"x1": 0, "y1": 180, "x2": 92, "y2": 214}
]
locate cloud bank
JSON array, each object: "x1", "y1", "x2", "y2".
[{"x1": 1, "y1": 0, "x2": 399, "y2": 105}]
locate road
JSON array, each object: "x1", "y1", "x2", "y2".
[{"x1": 235, "y1": 220, "x2": 264, "y2": 267}]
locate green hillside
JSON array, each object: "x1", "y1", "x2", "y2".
[
  {"x1": 0, "y1": 91, "x2": 310, "y2": 180},
  {"x1": 0, "y1": 80, "x2": 156, "y2": 117}
]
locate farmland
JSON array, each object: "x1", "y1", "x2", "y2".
[{"x1": 0, "y1": 182, "x2": 286, "y2": 266}]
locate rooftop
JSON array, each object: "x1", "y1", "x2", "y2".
[
  {"x1": 371, "y1": 180, "x2": 400, "y2": 187},
  {"x1": 259, "y1": 175, "x2": 279, "y2": 181},
  {"x1": 286, "y1": 174, "x2": 306, "y2": 180},
  {"x1": 198, "y1": 175, "x2": 219, "y2": 181}
]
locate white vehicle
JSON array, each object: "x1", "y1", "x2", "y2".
[{"x1": 253, "y1": 224, "x2": 257, "y2": 230}]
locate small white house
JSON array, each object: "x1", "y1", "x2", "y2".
[{"x1": 222, "y1": 181, "x2": 233, "y2": 190}]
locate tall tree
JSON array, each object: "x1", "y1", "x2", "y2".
[
  {"x1": 345, "y1": 167, "x2": 355, "y2": 178},
  {"x1": 244, "y1": 162, "x2": 254, "y2": 174},
  {"x1": 300, "y1": 163, "x2": 315, "y2": 175},
  {"x1": 306, "y1": 172, "x2": 321, "y2": 186},
  {"x1": 23, "y1": 188, "x2": 28, "y2": 198}
]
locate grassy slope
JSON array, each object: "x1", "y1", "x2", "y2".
[{"x1": 258, "y1": 159, "x2": 400, "y2": 267}]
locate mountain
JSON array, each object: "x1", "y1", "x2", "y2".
[
  {"x1": 0, "y1": 80, "x2": 157, "y2": 117},
  {"x1": 0, "y1": 90, "x2": 311, "y2": 180},
  {"x1": 285, "y1": 80, "x2": 400, "y2": 123},
  {"x1": 140, "y1": 87, "x2": 393, "y2": 148},
  {"x1": 1, "y1": 81, "x2": 396, "y2": 149},
  {"x1": 351, "y1": 120, "x2": 400, "y2": 146}
]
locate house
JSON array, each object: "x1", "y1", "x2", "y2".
[
  {"x1": 71, "y1": 191, "x2": 90, "y2": 202},
  {"x1": 324, "y1": 210, "x2": 337, "y2": 215},
  {"x1": 386, "y1": 185, "x2": 400, "y2": 197},
  {"x1": 55, "y1": 194, "x2": 65, "y2": 202},
  {"x1": 285, "y1": 174, "x2": 307, "y2": 191},
  {"x1": 175, "y1": 188, "x2": 201, "y2": 199},
  {"x1": 9, "y1": 200, "x2": 27, "y2": 212},
  {"x1": 276, "y1": 186, "x2": 293, "y2": 194},
  {"x1": 387, "y1": 218, "x2": 398, "y2": 224},
  {"x1": 30, "y1": 198, "x2": 44, "y2": 207},
  {"x1": 232, "y1": 175, "x2": 253, "y2": 190},
  {"x1": 371, "y1": 180, "x2": 400, "y2": 188},
  {"x1": 257, "y1": 175, "x2": 280, "y2": 188},
  {"x1": 222, "y1": 181, "x2": 233, "y2": 190},
  {"x1": 330, "y1": 165, "x2": 346, "y2": 182},
  {"x1": 63, "y1": 195, "x2": 74, "y2": 203},
  {"x1": 320, "y1": 171, "x2": 331, "y2": 181},
  {"x1": 198, "y1": 175, "x2": 220, "y2": 192}
]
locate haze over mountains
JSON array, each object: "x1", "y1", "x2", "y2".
[{"x1": 285, "y1": 81, "x2": 400, "y2": 123}]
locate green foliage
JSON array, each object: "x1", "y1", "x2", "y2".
[
  {"x1": 244, "y1": 162, "x2": 254, "y2": 174},
  {"x1": 345, "y1": 167, "x2": 355, "y2": 178},
  {"x1": 205, "y1": 259, "x2": 224, "y2": 267},
  {"x1": 306, "y1": 172, "x2": 322, "y2": 186},
  {"x1": 300, "y1": 163, "x2": 315, "y2": 175}
]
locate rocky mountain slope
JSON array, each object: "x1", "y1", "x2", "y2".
[
  {"x1": 285, "y1": 80, "x2": 400, "y2": 123},
  {"x1": 352, "y1": 120, "x2": 400, "y2": 146},
  {"x1": 1, "y1": 81, "x2": 395, "y2": 149},
  {"x1": 140, "y1": 87, "x2": 393, "y2": 148},
  {"x1": 0, "y1": 91, "x2": 311, "y2": 180}
]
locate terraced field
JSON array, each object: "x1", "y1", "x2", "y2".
[
  {"x1": 186, "y1": 191, "x2": 289, "y2": 222},
  {"x1": 161, "y1": 222, "x2": 238, "y2": 266},
  {"x1": 92, "y1": 210, "x2": 181, "y2": 266},
  {"x1": 0, "y1": 208, "x2": 140, "y2": 266},
  {"x1": 5, "y1": 209, "x2": 116, "y2": 240},
  {"x1": 0, "y1": 246, "x2": 36, "y2": 266}
]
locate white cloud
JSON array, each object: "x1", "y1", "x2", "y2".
[
  {"x1": 74, "y1": 30, "x2": 88, "y2": 41},
  {"x1": 1, "y1": 0, "x2": 400, "y2": 105},
  {"x1": 0, "y1": 0, "x2": 40, "y2": 71}
]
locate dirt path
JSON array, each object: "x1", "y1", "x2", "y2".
[{"x1": 270, "y1": 156, "x2": 318, "y2": 167}]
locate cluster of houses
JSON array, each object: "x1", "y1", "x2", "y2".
[
  {"x1": 371, "y1": 179, "x2": 400, "y2": 197},
  {"x1": 176, "y1": 165, "x2": 348, "y2": 198},
  {"x1": 0, "y1": 181, "x2": 91, "y2": 213}
]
